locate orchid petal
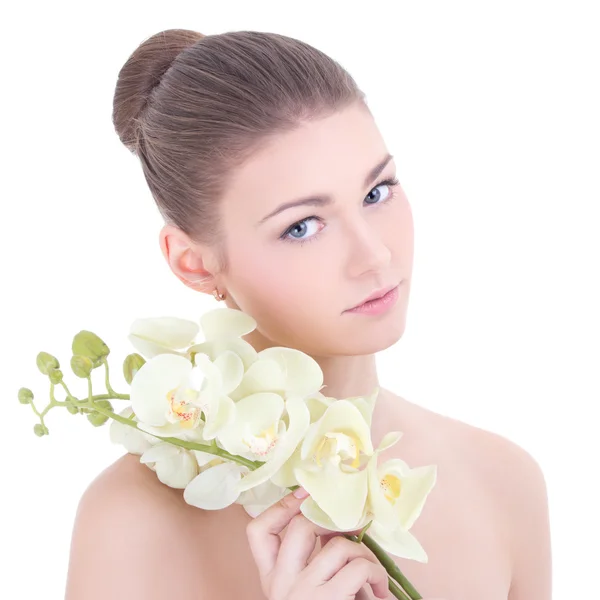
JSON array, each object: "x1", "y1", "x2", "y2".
[
  {"x1": 183, "y1": 462, "x2": 244, "y2": 510},
  {"x1": 127, "y1": 335, "x2": 187, "y2": 360},
  {"x1": 256, "y1": 347, "x2": 323, "y2": 396},
  {"x1": 139, "y1": 442, "x2": 179, "y2": 464},
  {"x1": 300, "y1": 400, "x2": 373, "y2": 460},
  {"x1": 109, "y1": 407, "x2": 155, "y2": 455},
  {"x1": 154, "y1": 449, "x2": 199, "y2": 489},
  {"x1": 130, "y1": 353, "x2": 192, "y2": 426},
  {"x1": 212, "y1": 350, "x2": 245, "y2": 395},
  {"x1": 236, "y1": 479, "x2": 288, "y2": 517},
  {"x1": 200, "y1": 307, "x2": 257, "y2": 340},
  {"x1": 237, "y1": 397, "x2": 310, "y2": 493},
  {"x1": 202, "y1": 395, "x2": 236, "y2": 441},
  {"x1": 294, "y1": 460, "x2": 369, "y2": 530},
  {"x1": 218, "y1": 392, "x2": 285, "y2": 455},
  {"x1": 368, "y1": 520, "x2": 429, "y2": 563},
  {"x1": 229, "y1": 358, "x2": 285, "y2": 401},
  {"x1": 376, "y1": 431, "x2": 403, "y2": 453},
  {"x1": 128, "y1": 316, "x2": 199, "y2": 357},
  {"x1": 383, "y1": 461, "x2": 437, "y2": 530},
  {"x1": 187, "y1": 337, "x2": 258, "y2": 371}
]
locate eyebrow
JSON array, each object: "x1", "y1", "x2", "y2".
[{"x1": 255, "y1": 153, "x2": 394, "y2": 227}]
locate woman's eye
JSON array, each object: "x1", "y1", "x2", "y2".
[
  {"x1": 280, "y1": 176, "x2": 399, "y2": 245},
  {"x1": 365, "y1": 178, "x2": 395, "y2": 205}
]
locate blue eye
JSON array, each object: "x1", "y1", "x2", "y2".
[{"x1": 279, "y1": 177, "x2": 399, "y2": 246}]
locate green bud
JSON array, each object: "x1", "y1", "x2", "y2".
[
  {"x1": 86, "y1": 399, "x2": 113, "y2": 427},
  {"x1": 48, "y1": 369, "x2": 63, "y2": 384},
  {"x1": 18, "y1": 387, "x2": 34, "y2": 405},
  {"x1": 70, "y1": 355, "x2": 94, "y2": 378},
  {"x1": 72, "y1": 330, "x2": 110, "y2": 365},
  {"x1": 123, "y1": 353, "x2": 146, "y2": 385},
  {"x1": 96, "y1": 399, "x2": 113, "y2": 412},
  {"x1": 34, "y1": 423, "x2": 49, "y2": 437},
  {"x1": 87, "y1": 411, "x2": 109, "y2": 427},
  {"x1": 36, "y1": 352, "x2": 60, "y2": 375},
  {"x1": 66, "y1": 404, "x2": 79, "y2": 415}
]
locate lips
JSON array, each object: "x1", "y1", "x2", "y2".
[{"x1": 350, "y1": 283, "x2": 399, "y2": 310}]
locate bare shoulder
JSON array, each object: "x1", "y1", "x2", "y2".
[
  {"x1": 65, "y1": 453, "x2": 209, "y2": 600},
  {"x1": 406, "y1": 395, "x2": 552, "y2": 598}
]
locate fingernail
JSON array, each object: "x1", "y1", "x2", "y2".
[{"x1": 293, "y1": 487, "x2": 309, "y2": 498}]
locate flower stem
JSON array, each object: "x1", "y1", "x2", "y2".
[
  {"x1": 359, "y1": 533, "x2": 422, "y2": 600},
  {"x1": 58, "y1": 379, "x2": 263, "y2": 471},
  {"x1": 388, "y1": 576, "x2": 412, "y2": 600}
]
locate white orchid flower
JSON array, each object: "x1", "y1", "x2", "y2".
[
  {"x1": 229, "y1": 346, "x2": 324, "y2": 402},
  {"x1": 269, "y1": 391, "x2": 333, "y2": 488},
  {"x1": 130, "y1": 351, "x2": 242, "y2": 442},
  {"x1": 296, "y1": 430, "x2": 400, "y2": 528},
  {"x1": 363, "y1": 453, "x2": 437, "y2": 563},
  {"x1": 296, "y1": 430, "x2": 435, "y2": 564},
  {"x1": 109, "y1": 406, "x2": 157, "y2": 455},
  {"x1": 186, "y1": 307, "x2": 259, "y2": 371},
  {"x1": 292, "y1": 399, "x2": 376, "y2": 530},
  {"x1": 128, "y1": 316, "x2": 200, "y2": 359},
  {"x1": 139, "y1": 442, "x2": 199, "y2": 489},
  {"x1": 184, "y1": 394, "x2": 310, "y2": 510},
  {"x1": 224, "y1": 394, "x2": 311, "y2": 494}
]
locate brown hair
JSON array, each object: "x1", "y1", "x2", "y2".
[{"x1": 112, "y1": 28, "x2": 366, "y2": 274}]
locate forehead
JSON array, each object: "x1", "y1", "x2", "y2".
[{"x1": 221, "y1": 103, "x2": 390, "y2": 216}]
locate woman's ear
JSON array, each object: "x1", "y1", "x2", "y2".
[{"x1": 159, "y1": 224, "x2": 217, "y2": 293}]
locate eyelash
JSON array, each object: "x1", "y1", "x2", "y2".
[{"x1": 279, "y1": 176, "x2": 400, "y2": 246}]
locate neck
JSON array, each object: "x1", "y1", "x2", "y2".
[{"x1": 310, "y1": 352, "x2": 380, "y2": 401}]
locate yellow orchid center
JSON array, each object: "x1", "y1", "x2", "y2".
[
  {"x1": 380, "y1": 473, "x2": 402, "y2": 504},
  {"x1": 315, "y1": 431, "x2": 361, "y2": 468},
  {"x1": 244, "y1": 423, "x2": 278, "y2": 457},
  {"x1": 166, "y1": 387, "x2": 201, "y2": 429}
]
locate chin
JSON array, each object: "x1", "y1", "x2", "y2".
[{"x1": 335, "y1": 315, "x2": 407, "y2": 355}]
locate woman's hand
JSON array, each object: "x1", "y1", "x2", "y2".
[{"x1": 245, "y1": 487, "x2": 390, "y2": 599}]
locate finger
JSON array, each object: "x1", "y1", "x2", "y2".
[
  {"x1": 245, "y1": 489, "x2": 308, "y2": 579},
  {"x1": 326, "y1": 556, "x2": 389, "y2": 599},
  {"x1": 278, "y1": 514, "x2": 356, "y2": 572},
  {"x1": 303, "y1": 535, "x2": 382, "y2": 583},
  {"x1": 271, "y1": 513, "x2": 322, "y2": 584}
]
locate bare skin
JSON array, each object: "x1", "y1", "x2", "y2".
[{"x1": 65, "y1": 102, "x2": 551, "y2": 598}]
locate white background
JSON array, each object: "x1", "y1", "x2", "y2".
[{"x1": 1, "y1": 1, "x2": 598, "y2": 598}]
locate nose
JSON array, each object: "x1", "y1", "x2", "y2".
[{"x1": 344, "y1": 218, "x2": 392, "y2": 278}]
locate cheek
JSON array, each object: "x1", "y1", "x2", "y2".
[
  {"x1": 227, "y1": 241, "x2": 319, "y2": 318},
  {"x1": 387, "y1": 193, "x2": 414, "y2": 259}
]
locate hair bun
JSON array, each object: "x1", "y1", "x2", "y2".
[{"x1": 112, "y1": 28, "x2": 204, "y2": 152}]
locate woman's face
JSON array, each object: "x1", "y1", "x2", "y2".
[{"x1": 198, "y1": 102, "x2": 413, "y2": 358}]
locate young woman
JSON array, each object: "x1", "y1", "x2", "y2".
[{"x1": 64, "y1": 29, "x2": 552, "y2": 600}]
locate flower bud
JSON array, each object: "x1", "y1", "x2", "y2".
[
  {"x1": 87, "y1": 411, "x2": 109, "y2": 427},
  {"x1": 36, "y1": 352, "x2": 60, "y2": 375},
  {"x1": 66, "y1": 404, "x2": 79, "y2": 415},
  {"x1": 34, "y1": 423, "x2": 49, "y2": 437},
  {"x1": 49, "y1": 369, "x2": 63, "y2": 384},
  {"x1": 72, "y1": 330, "x2": 110, "y2": 365},
  {"x1": 70, "y1": 355, "x2": 94, "y2": 378},
  {"x1": 86, "y1": 399, "x2": 113, "y2": 427},
  {"x1": 18, "y1": 387, "x2": 34, "y2": 405},
  {"x1": 123, "y1": 353, "x2": 146, "y2": 385}
]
